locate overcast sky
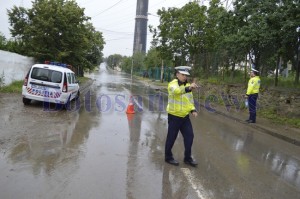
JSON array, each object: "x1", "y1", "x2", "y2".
[{"x1": 0, "y1": 0, "x2": 203, "y2": 57}]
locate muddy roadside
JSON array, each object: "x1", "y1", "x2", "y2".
[{"x1": 0, "y1": 79, "x2": 94, "y2": 155}]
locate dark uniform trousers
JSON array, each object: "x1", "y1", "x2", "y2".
[
  {"x1": 165, "y1": 114, "x2": 194, "y2": 161},
  {"x1": 248, "y1": 93, "x2": 258, "y2": 122}
]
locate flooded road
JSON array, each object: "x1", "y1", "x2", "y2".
[{"x1": 0, "y1": 63, "x2": 299, "y2": 199}]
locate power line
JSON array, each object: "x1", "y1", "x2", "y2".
[
  {"x1": 105, "y1": 37, "x2": 133, "y2": 41},
  {"x1": 92, "y1": 0, "x2": 125, "y2": 17},
  {"x1": 96, "y1": 27, "x2": 133, "y2": 35}
]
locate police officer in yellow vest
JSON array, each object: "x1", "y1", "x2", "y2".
[
  {"x1": 165, "y1": 66, "x2": 198, "y2": 166},
  {"x1": 245, "y1": 68, "x2": 261, "y2": 123}
]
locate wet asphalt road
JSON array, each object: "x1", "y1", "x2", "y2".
[{"x1": 0, "y1": 63, "x2": 299, "y2": 199}]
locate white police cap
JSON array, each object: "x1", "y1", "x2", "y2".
[{"x1": 175, "y1": 66, "x2": 191, "y2": 75}]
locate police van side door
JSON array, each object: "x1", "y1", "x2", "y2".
[{"x1": 66, "y1": 72, "x2": 76, "y2": 100}]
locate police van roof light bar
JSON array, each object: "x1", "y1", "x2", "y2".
[{"x1": 44, "y1": 61, "x2": 67, "y2": 68}]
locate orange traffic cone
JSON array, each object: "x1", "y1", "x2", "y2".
[
  {"x1": 126, "y1": 97, "x2": 135, "y2": 114},
  {"x1": 126, "y1": 113, "x2": 134, "y2": 125}
]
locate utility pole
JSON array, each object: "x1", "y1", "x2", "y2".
[
  {"x1": 133, "y1": 0, "x2": 149, "y2": 54},
  {"x1": 296, "y1": 26, "x2": 300, "y2": 84},
  {"x1": 160, "y1": 59, "x2": 164, "y2": 83},
  {"x1": 131, "y1": 58, "x2": 133, "y2": 80}
]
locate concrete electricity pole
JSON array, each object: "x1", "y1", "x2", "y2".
[{"x1": 133, "y1": 0, "x2": 149, "y2": 54}]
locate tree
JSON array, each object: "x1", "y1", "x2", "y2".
[
  {"x1": 148, "y1": 0, "x2": 299, "y2": 84},
  {"x1": 202, "y1": 0, "x2": 228, "y2": 76},
  {"x1": 151, "y1": 1, "x2": 232, "y2": 77},
  {"x1": 280, "y1": 0, "x2": 300, "y2": 84},
  {"x1": 144, "y1": 48, "x2": 161, "y2": 69},
  {"x1": 0, "y1": 32, "x2": 25, "y2": 54},
  {"x1": 119, "y1": 56, "x2": 132, "y2": 73},
  {"x1": 132, "y1": 52, "x2": 146, "y2": 73},
  {"x1": 7, "y1": 0, "x2": 105, "y2": 72},
  {"x1": 151, "y1": 2, "x2": 207, "y2": 70},
  {"x1": 117, "y1": 52, "x2": 146, "y2": 76},
  {"x1": 107, "y1": 54, "x2": 123, "y2": 69},
  {"x1": 5, "y1": 38, "x2": 25, "y2": 54},
  {"x1": 231, "y1": 0, "x2": 300, "y2": 85},
  {"x1": 80, "y1": 22, "x2": 105, "y2": 70},
  {"x1": 144, "y1": 47, "x2": 173, "y2": 68},
  {"x1": 0, "y1": 33, "x2": 6, "y2": 50}
]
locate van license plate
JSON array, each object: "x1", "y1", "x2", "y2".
[{"x1": 31, "y1": 84, "x2": 46, "y2": 90}]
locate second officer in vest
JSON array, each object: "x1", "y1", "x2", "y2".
[
  {"x1": 165, "y1": 66, "x2": 198, "y2": 166},
  {"x1": 245, "y1": 68, "x2": 261, "y2": 123}
]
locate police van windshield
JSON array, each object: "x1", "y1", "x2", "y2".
[{"x1": 31, "y1": 68, "x2": 62, "y2": 83}]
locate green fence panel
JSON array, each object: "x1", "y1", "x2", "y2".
[
  {"x1": 163, "y1": 67, "x2": 171, "y2": 82},
  {"x1": 142, "y1": 66, "x2": 173, "y2": 82}
]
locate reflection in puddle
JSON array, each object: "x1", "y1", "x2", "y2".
[
  {"x1": 8, "y1": 104, "x2": 101, "y2": 176},
  {"x1": 218, "y1": 127, "x2": 300, "y2": 188},
  {"x1": 262, "y1": 151, "x2": 300, "y2": 188}
]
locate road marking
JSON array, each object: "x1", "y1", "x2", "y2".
[{"x1": 181, "y1": 168, "x2": 211, "y2": 199}]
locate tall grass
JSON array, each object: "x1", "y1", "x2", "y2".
[
  {"x1": 0, "y1": 80, "x2": 23, "y2": 93},
  {"x1": 262, "y1": 76, "x2": 300, "y2": 89}
]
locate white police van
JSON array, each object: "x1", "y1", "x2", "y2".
[{"x1": 22, "y1": 62, "x2": 80, "y2": 106}]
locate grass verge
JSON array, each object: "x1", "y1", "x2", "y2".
[
  {"x1": 259, "y1": 108, "x2": 300, "y2": 128},
  {"x1": 77, "y1": 76, "x2": 90, "y2": 85},
  {"x1": 0, "y1": 80, "x2": 23, "y2": 93}
]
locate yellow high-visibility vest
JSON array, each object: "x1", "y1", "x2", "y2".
[
  {"x1": 166, "y1": 79, "x2": 195, "y2": 117},
  {"x1": 246, "y1": 76, "x2": 261, "y2": 95}
]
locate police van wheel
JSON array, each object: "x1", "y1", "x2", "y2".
[
  {"x1": 75, "y1": 91, "x2": 80, "y2": 99},
  {"x1": 55, "y1": 103, "x2": 65, "y2": 110},
  {"x1": 23, "y1": 97, "x2": 31, "y2": 105}
]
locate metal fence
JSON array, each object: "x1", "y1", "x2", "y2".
[{"x1": 139, "y1": 66, "x2": 173, "y2": 82}]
